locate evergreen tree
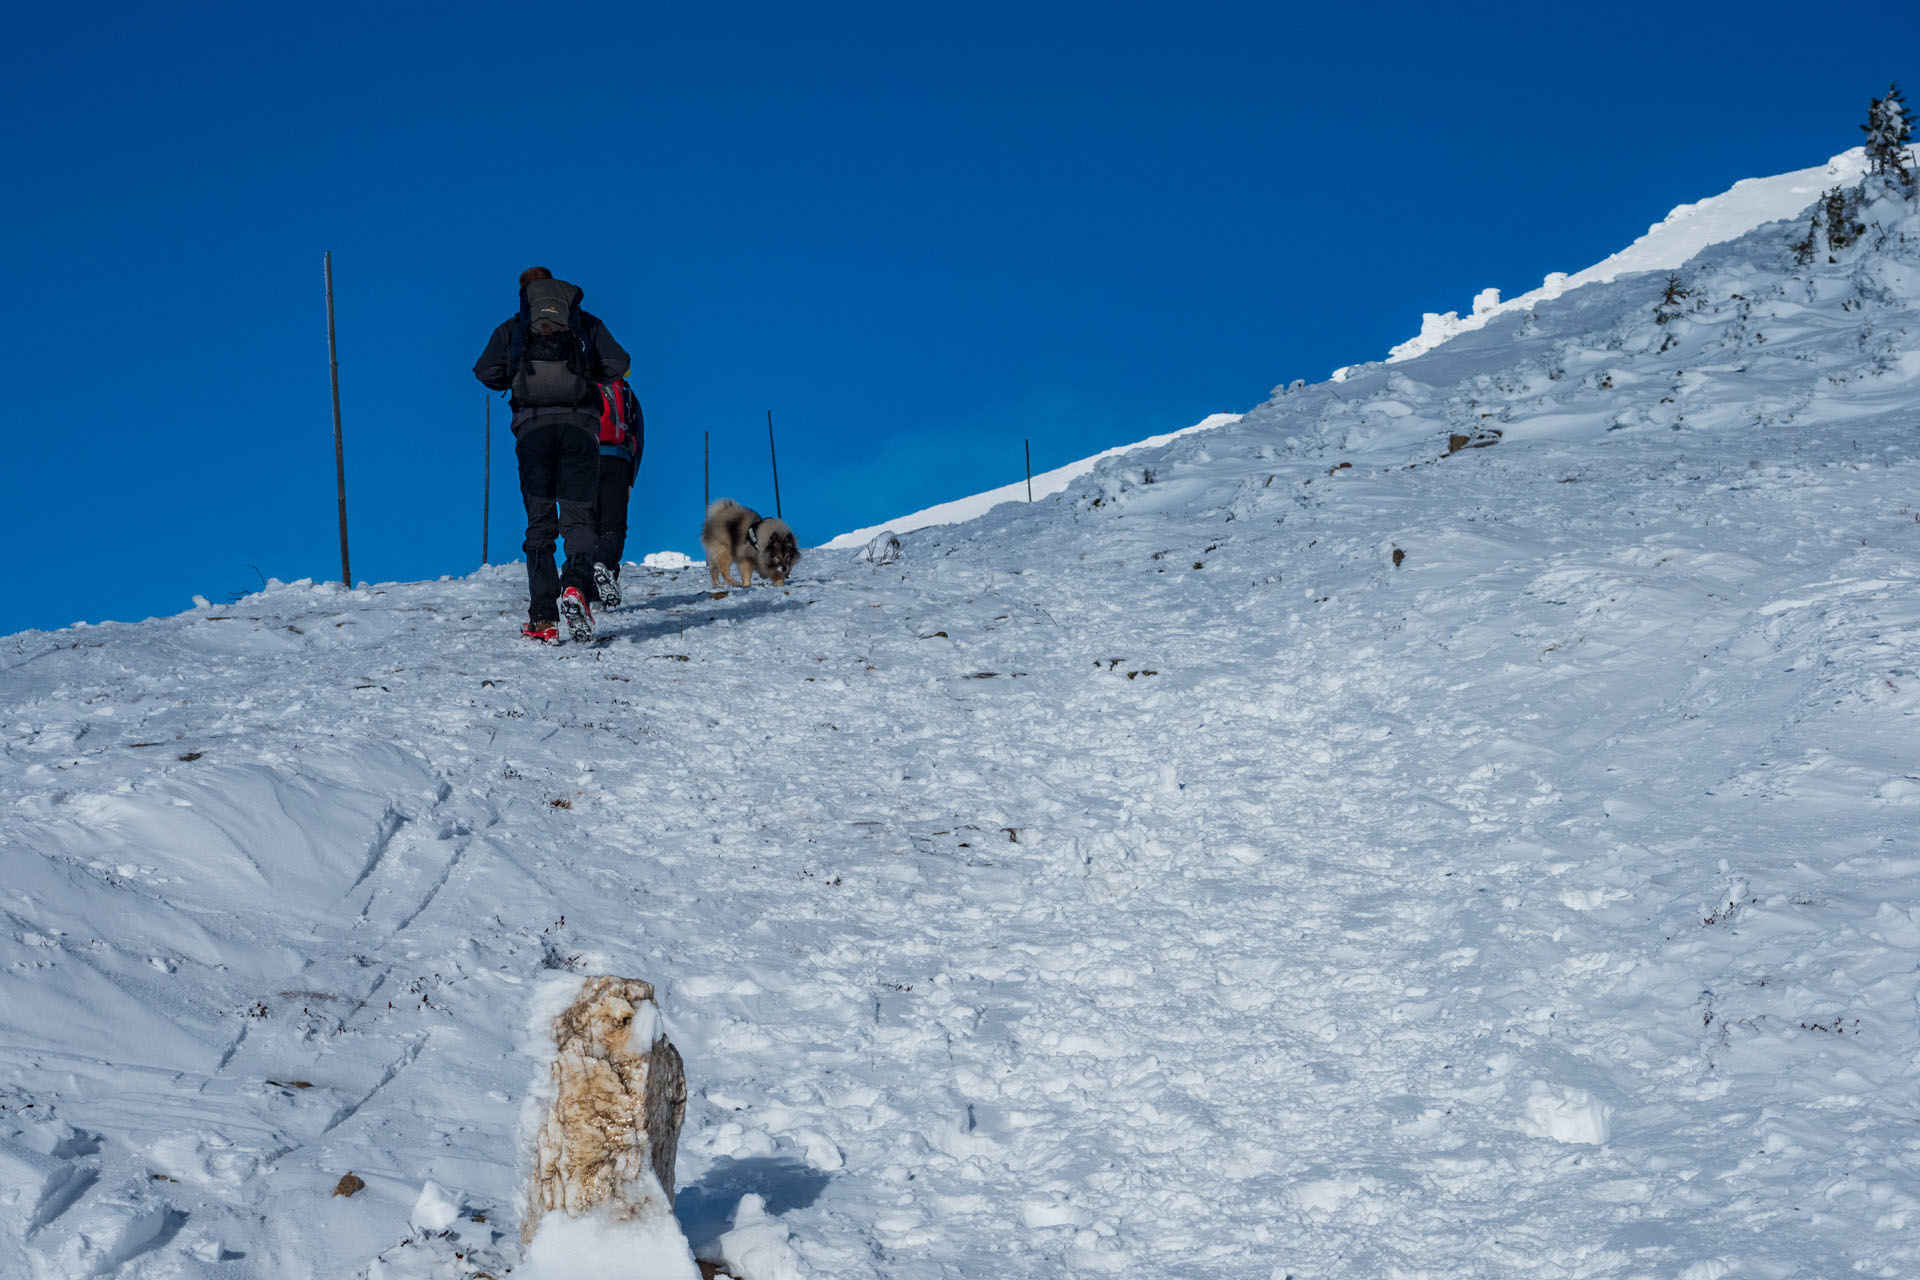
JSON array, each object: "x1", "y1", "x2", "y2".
[
  {"x1": 1654, "y1": 273, "x2": 1690, "y2": 351},
  {"x1": 1790, "y1": 207, "x2": 1821, "y2": 265},
  {"x1": 1822, "y1": 186, "x2": 1865, "y2": 252},
  {"x1": 1653, "y1": 273, "x2": 1690, "y2": 325},
  {"x1": 1861, "y1": 83, "x2": 1914, "y2": 190}
]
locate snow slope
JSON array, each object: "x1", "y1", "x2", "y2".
[
  {"x1": 5, "y1": 165, "x2": 1920, "y2": 1279},
  {"x1": 1368, "y1": 146, "x2": 1879, "y2": 368},
  {"x1": 822, "y1": 414, "x2": 1243, "y2": 550}
]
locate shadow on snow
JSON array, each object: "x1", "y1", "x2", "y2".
[
  {"x1": 600, "y1": 592, "x2": 808, "y2": 647},
  {"x1": 674, "y1": 1155, "x2": 832, "y2": 1251}
]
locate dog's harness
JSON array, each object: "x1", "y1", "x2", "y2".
[{"x1": 746, "y1": 519, "x2": 764, "y2": 549}]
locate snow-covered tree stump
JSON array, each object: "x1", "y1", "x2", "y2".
[{"x1": 522, "y1": 976, "x2": 687, "y2": 1245}]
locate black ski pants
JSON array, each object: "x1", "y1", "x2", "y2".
[
  {"x1": 515, "y1": 416, "x2": 598, "y2": 621},
  {"x1": 587, "y1": 454, "x2": 635, "y2": 602}
]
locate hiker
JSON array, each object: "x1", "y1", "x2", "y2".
[
  {"x1": 586, "y1": 375, "x2": 644, "y2": 609},
  {"x1": 473, "y1": 267, "x2": 629, "y2": 642}
]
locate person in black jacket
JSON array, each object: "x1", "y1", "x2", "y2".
[
  {"x1": 474, "y1": 267, "x2": 630, "y2": 641},
  {"x1": 586, "y1": 377, "x2": 643, "y2": 609}
]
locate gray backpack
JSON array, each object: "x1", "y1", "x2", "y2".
[{"x1": 509, "y1": 279, "x2": 594, "y2": 407}]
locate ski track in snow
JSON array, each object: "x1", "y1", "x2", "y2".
[{"x1": 6, "y1": 174, "x2": 1920, "y2": 1278}]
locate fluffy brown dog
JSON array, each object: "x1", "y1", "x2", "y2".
[{"x1": 701, "y1": 498, "x2": 801, "y2": 588}]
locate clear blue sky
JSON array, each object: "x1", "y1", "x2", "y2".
[{"x1": 2, "y1": 1, "x2": 1904, "y2": 635}]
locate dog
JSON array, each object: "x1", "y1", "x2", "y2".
[{"x1": 701, "y1": 498, "x2": 800, "y2": 588}]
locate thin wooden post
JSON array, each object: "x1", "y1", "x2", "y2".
[
  {"x1": 476, "y1": 397, "x2": 483, "y2": 564},
  {"x1": 1025, "y1": 439, "x2": 1033, "y2": 502},
  {"x1": 325, "y1": 252, "x2": 351, "y2": 587},
  {"x1": 767, "y1": 410, "x2": 782, "y2": 519}
]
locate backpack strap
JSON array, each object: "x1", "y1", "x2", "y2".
[
  {"x1": 573, "y1": 305, "x2": 593, "y2": 376},
  {"x1": 506, "y1": 318, "x2": 526, "y2": 377},
  {"x1": 505, "y1": 293, "x2": 532, "y2": 378}
]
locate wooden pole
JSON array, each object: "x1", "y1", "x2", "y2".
[
  {"x1": 324, "y1": 252, "x2": 351, "y2": 587},
  {"x1": 483, "y1": 395, "x2": 491, "y2": 565},
  {"x1": 1025, "y1": 439, "x2": 1033, "y2": 502},
  {"x1": 767, "y1": 409, "x2": 782, "y2": 519}
]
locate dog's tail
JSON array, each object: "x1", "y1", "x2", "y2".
[{"x1": 706, "y1": 498, "x2": 743, "y2": 517}]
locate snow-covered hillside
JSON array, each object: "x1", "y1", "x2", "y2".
[
  {"x1": 5, "y1": 153, "x2": 1920, "y2": 1279},
  {"x1": 822, "y1": 413, "x2": 1244, "y2": 549},
  {"x1": 1370, "y1": 148, "x2": 1876, "y2": 367}
]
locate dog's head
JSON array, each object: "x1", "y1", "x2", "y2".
[{"x1": 758, "y1": 520, "x2": 801, "y2": 584}]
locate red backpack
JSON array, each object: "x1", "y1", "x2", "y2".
[{"x1": 597, "y1": 378, "x2": 643, "y2": 455}]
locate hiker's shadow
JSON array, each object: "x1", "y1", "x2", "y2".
[
  {"x1": 604, "y1": 590, "x2": 808, "y2": 647},
  {"x1": 674, "y1": 1155, "x2": 831, "y2": 1250}
]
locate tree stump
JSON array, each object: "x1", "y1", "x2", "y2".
[{"x1": 522, "y1": 976, "x2": 687, "y2": 1244}]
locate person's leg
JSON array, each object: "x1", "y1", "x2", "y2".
[
  {"x1": 516, "y1": 424, "x2": 562, "y2": 621},
  {"x1": 555, "y1": 422, "x2": 600, "y2": 597},
  {"x1": 593, "y1": 454, "x2": 634, "y2": 575}
]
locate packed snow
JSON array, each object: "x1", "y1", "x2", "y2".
[{"x1": 5, "y1": 146, "x2": 1920, "y2": 1278}]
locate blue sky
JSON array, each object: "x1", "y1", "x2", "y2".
[{"x1": 2, "y1": 1, "x2": 1904, "y2": 635}]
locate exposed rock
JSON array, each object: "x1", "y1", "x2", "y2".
[{"x1": 1446, "y1": 426, "x2": 1503, "y2": 454}]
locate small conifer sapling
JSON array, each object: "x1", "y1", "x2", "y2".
[
  {"x1": 1822, "y1": 186, "x2": 1864, "y2": 253},
  {"x1": 1653, "y1": 273, "x2": 1691, "y2": 352},
  {"x1": 1862, "y1": 83, "x2": 1914, "y2": 192},
  {"x1": 1790, "y1": 207, "x2": 1820, "y2": 265}
]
